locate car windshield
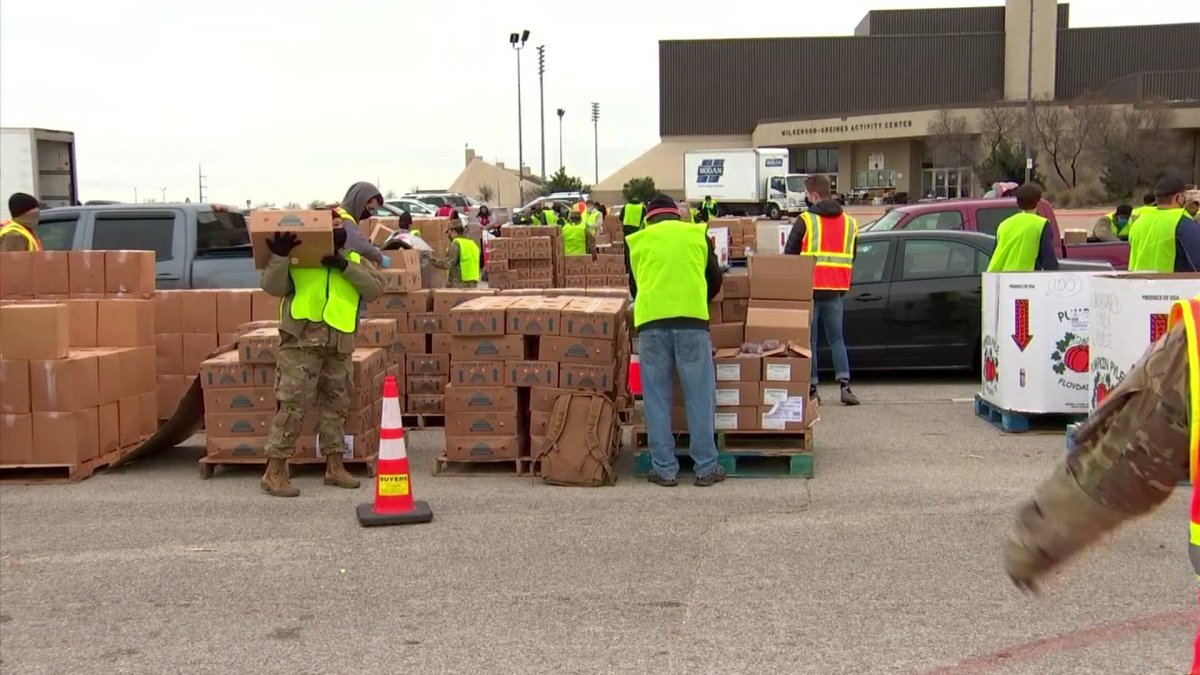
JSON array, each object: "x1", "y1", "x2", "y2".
[
  {"x1": 786, "y1": 175, "x2": 806, "y2": 193},
  {"x1": 864, "y1": 210, "x2": 906, "y2": 232},
  {"x1": 445, "y1": 195, "x2": 468, "y2": 207}
]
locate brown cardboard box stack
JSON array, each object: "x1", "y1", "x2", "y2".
[
  {"x1": 710, "y1": 218, "x2": 757, "y2": 260},
  {"x1": 486, "y1": 225, "x2": 561, "y2": 291},
  {"x1": 441, "y1": 293, "x2": 631, "y2": 467},
  {"x1": 562, "y1": 252, "x2": 627, "y2": 289},
  {"x1": 399, "y1": 288, "x2": 496, "y2": 418}
]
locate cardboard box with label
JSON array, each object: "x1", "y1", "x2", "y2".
[
  {"x1": 444, "y1": 385, "x2": 517, "y2": 412},
  {"x1": 980, "y1": 271, "x2": 1098, "y2": 414},
  {"x1": 248, "y1": 210, "x2": 334, "y2": 269},
  {"x1": 357, "y1": 318, "x2": 397, "y2": 348},
  {"x1": 538, "y1": 336, "x2": 616, "y2": 364},
  {"x1": 559, "y1": 363, "x2": 614, "y2": 391},
  {"x1": 200, "y1": 352, "x2": 256, "y2": 389},
  {"x1": 443, "y1": 435, "x2": 521, "y2": 461},
  {"x1": 721, "y1": 271, "x2": 750, "y2": 299},
  {"x1": 445, "y1": 411, "x2": 521, "y2": 437},
  {"x1": 409, "y1": 312, "x2": 447, "y2": 334},
  {"x1": 450, "y1": 297, "x2": 515, "y2": 336},
  {"x1": 707, "y1": 226, "x2": 730, "y2": 268},
  {"x1": 714, "y1": 406, "x2": 757, "y2": 431},
  {"x1": 714, "y1": 381, "x2": 758, "y2": 408},
  {"x1": 1088, "y1": 273, "x2": 1200, "y2": 411},
  {"x1": 380, "y1": 269, "x2": 422, "y2": 293},
  {"x1": 507, "y1": 361, "x2": 558, "y2": 388},
  {"x1": 451, "y1": 360, "x2": 505, "y2": 386},
  {"x1": 561, "y1": 298, "x2": 624, "y2": 339},
  {"x1": 406, "y1": 395, "x2": 444, "y2": 415},
  {"x1": 240, "y1": 329, "x2": 279, "y2": 364},
  {"x1": 713, "y1": 350, "x2": 761, "y2": 382},
  {"x1": 449, "y1": 335, "x2": 525, "y2": 361},
  {"x1": 507, "y1": 297, "x2": 570, "y2": 335}
]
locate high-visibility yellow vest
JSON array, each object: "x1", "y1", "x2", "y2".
[
  {"x1": 0, "y1": 221, "x2": 42, "y2": 251},
  {"x1": 801, "y1": 212, "x2": 857, "y2": 291},
  {"x1": 700, "y1": 200, "x2": 718, "y2": 219},
  {"x1": 627, "y1": 220, "x2": 709, "y2": 329},
  {"x1": 1166, "y1": 296, "x2": 1200, "y2": 580},
  {"x1": 1128, "y1": 208, "x2": 1181, "y2": 273},
  {"x1": 689, "y1": 208, "x2": 700, "y2": 224},
  {"x1": 987, "y1": 212, "x2": 1047, "y2": 272},
  {"x1": 563, "y1": 223, "x2": 588, "y2": 256},
  {"x1": 1104, "y1": 212, "x2": 1132, "y2": 240},
  {"x1": 542, "y1": 209, "x2": 559, "y2": 226},
  {"x1": 622, "y1": 203, "x2": 645, "y2": 227},
  {"x1": 287, "y1": 251, "x2": 363, "y2": 333},
  {"x1": 1131, "y1": 204, "x2": 1154, "y2": 222},
  {"x1": 456, "y1": 237, "x2": 481, "y2": 282},
  {"x1": 585, "y1": 209, "x2": 601, "y2": 229}
]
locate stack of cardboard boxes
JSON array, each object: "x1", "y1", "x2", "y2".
[
  {"x1": 486, "y1": 225, "x2": 559, "y2": 290},
  {"x1": 562, "y1": 252, "x2": 626, "y2": 289},
  {"x1": 404, "y1": 288, "x2": 497, "y2": 418},
  {"x1": 709, "y1": 218, "x2": 757, "y2": 261}
]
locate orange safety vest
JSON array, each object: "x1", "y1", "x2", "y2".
[
  {"x1": 0, "y1": 221, "x2": 42, "y2": 251},
  {"x1": 800, "y1": 212, "x2": 857, "y2": 291},
  {"x1": 1169, "y1": 297, "x2": 1200, "y2": 582}
]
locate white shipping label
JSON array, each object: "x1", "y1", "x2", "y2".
[
  {"x1": 715, "y1": 389, "x2": 741, "y2": 406},
  {"x1": 760, "y1": 416, "x2": 785, "y2": 430},
  {"x1": 765, "y1": 364, "x2": 792, "y2": 381},
  {"x1": 765, "y1": 397, "x2": 805, "y2": 421},
  {"x1": 715, "y1": 364, "x2": 742, "y2": 381},
  {"x1": 762, "y1": 388, "x2": 788, "y2": 405},
  {"x1": 714, "y1": 412, "x2": 739, "y2": 430},
  {"x1": 315, "y1": 434, "x2": 355, "y2": 459}
]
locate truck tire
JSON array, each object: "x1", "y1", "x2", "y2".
[{"x1": 767, "y1": 203, "x2": 782, "y2": 220}]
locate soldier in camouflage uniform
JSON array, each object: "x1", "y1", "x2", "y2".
[
  {"x1": 259, "y1": 226, "x2": 384, "y2": 497},
  {"x1": 1003, "y1": 316, "x2": 1198, "y2": 670},
  {"x1": 430, "y1": 221, "x2": 481, "y2": 288}
]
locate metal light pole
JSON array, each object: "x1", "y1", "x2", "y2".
[
  {"x1": 1023, "y1": 0, "x2": 1034, "y2": 183},
  {"x1": 509, "y1": 30, "x2": 530, "y2": 199},
  {"x1": 537, "y1": 45, "x2": 546, "y2": 181},
  {"x1": 591, "y1": 102, "x2": 600, "y2": 186},
  {"x1": 556, "y1": 108, "x2": 565, "y2": 170}
]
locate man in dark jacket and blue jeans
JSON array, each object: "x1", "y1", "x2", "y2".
[{"x1": 783, "y1": 175, "x2": 860, "y2": 406}]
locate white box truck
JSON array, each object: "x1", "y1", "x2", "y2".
[
  {"x1": 0, "y1": 128, "x2": 78, "y2": 219},
  {"x1": 683, "y1": 148, "x2": 807, "y2": 220}
]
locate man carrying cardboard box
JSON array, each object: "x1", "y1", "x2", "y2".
[
  {"x1": 258, "y1": 226, "x2": 385, "y2": 497},
  {"x1": 336, "y1": 182, "x2": 390, "y2": 269},
  {"x1": 783, "y1": 174, "x2": 860, "y2": 406},
  {"x1": 0, "y1": 192, "x2": 42, "y2": 252},
  {"x1": 627, "y1": 194, "x2": 725, "y2": 487},
  {"x1": 430, "y1": 222, "x2": 481, "y2": 288}
]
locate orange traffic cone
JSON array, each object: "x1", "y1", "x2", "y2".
[{"x1": 356, "y1": 376, "x2": 433, "y2": 527}]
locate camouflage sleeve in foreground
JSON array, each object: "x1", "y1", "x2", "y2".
[
  {"x1": 1003, "y1": 324, "x2": 1192, "y2": 590},
  {"x1": 341, "y1": 258, "x2": 384, "y2": 302},
  {"x1": 260, "y1": 254, "x2": 293, "y2": 298}
]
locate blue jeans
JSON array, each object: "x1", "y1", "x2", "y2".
[
  {"x1": 639, "y1": 327, "x2": 719, "y2": 479},
  {"x1": 811, "y1": 295, "x2": 850, "y2": 384}
]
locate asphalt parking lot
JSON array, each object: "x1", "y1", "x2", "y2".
[{"x1": 0, "y1": 376, "x2": 1194, "y2": 674}]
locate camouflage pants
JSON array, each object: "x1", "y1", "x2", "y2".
[{"x1": 263, "y1": 345, "x2": 353, "y2": 459}]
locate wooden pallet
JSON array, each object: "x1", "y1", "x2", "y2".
[
  {"x1": 198, "y1": 454, "x2": 378, "y2": 480},
  {"x1": 631, "y1": 427, "x2": 813, "y2": 478},
  {"x1": 0, "y1": 438, "x2": 146, "y2": 484},
  {"x1": 432, "y1": 454, "x2": 528, "y2": 477},
  {"x1": 974, "y1": 395, "x2": 1085, "y2": 434},
  {"x1": 632, "y1": 427, "x2": 813, "y2": 453},
  {"x1": 407, "y1": 414, "x2": 445, "y2": 430}
]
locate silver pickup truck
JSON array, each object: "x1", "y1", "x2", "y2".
[{"x1": 40, "y1": 203, "x2": 259, "y2": 288}]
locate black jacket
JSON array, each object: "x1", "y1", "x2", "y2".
[
  {"x1": 783, "y1": 198, "x2": 857, "y2": 299},
  {"x1": 625, "y1": 219, "x2": 723, "y2": 331}
]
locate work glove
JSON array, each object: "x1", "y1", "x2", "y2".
[
  {"x1": 321, "y1": 254, "x2": 349, "y2": 272},
  {"x1": 266, "y1": 232, "x2": 301, "y2": 256}
]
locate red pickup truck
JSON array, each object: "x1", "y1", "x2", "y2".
[{"x1": 863, "y1": 198, "x2": 1129, "y2": 270}]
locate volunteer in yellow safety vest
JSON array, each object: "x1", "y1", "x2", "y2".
[
  {"x1": 1129, "y1": 192, "x2": 1157, "y2": 224},
  {"x1": 782, "y1": 174, "x2": 861, "y2": 406},
  {"x1": 699, "y1": 195, "x2": 718, "y2": 222},
  {"x1": 985, "y1": 182, "x2": 1060, "y2": 272},
  {"x1": 1128, "y1": 176, "x2": 1200, "y2": 273},
  {"x1": 584, "y1": 200, "x2": 602, "y2": 234},
  {"x1": 621, "y1": 199, "x2": 645, "y2": 235},
  {"x1": 335, "y1": 182, "x2": 391, "y2": 269},
  {"x1": 625, "y1": 193, "x2": 725, "y2": 487},
  {"x1": 0, "y1": 192, "x2": 43, "y2": 252},
  {"x1": 1092, "y1": 204, "x2": 1132, "y2": 242},
  {"x1": 257, "y1": 225, "x2": 385, "y2": 497},
  {"x1": 430, "y1": 221, "x2": 481, "y2": 288},
  {"x1": 562, "y1": 211, "x2": 593, "y2": 256},
  {"x1": 1003, "y1": 294, "x2": 1200, "y2": 674}
]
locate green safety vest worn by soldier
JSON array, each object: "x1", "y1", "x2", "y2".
[
  {"x1": 456, "y1": 237, "x2": 482, "y2": 282},
  {"x1": 542, "y1": 208, "x2": 559, "y2": 226},
  {"x1": 700, "y1": 199, "x2": 718, "y2": 220},
  {"x1": 562, "y1": 223, "x2": 589, "y2": 256},
  {"x1": 585, "y1": 209, "x2": 601, "y2": 230},
  {"x1": 1104, "y1": 212, "x2": 1131, "y2": 240},
  {"x1": 627, "y1": 220, "x2": 709, "y2": 329},
  {"x1": 987, "y1": 212, "x2": 1047, "y2": 272},
  {"x1": 1128, "y1": 207, "x2": 1182, "y2": 273},
  {"x1": 688, "y1": 208, "x2": 700, "y2": 224},
  {"x1": 622, "y1": 202, "x2": 645, "y2": 228},
  {"x1": 288, "y1": 251, "x2": 364, "y2": 333}
]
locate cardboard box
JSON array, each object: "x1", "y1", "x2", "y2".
[
  {"x1": 559, "y1": 363, "x2": 614, "y2": 391},
  {"x1": 449, "y1": 335, "x2": 525, "y2": 361},
  {"x1": 443, "y1": 435, "x2": 521, "y2": 461},
  {"x1": 433, "y1": 288, "x2": 496, "y2": 313},
  {"x1": 506, "y1": 297, "x2": 569, "y2": 336},
  {"x1": 396, "y1": 333, "x2": 428, "y2": 354},
  {"x1": 561, "y1": 298, "x2": 624, "y2": 339},
  {"x1": 748, "y1": 298, "x2": 814, "y2": 313},
  {"x1": 980, "y1": 272, "x2": 1098, "y2": 414},
  {"x1": 445, "y1": 410, "x2": 521, "y2": 437},
  {"x1": 370, "y1": 223, "x2": 396, "y2": 247},
  {"x1": 406, "y1": 394, "x2": 444, "y2": 415},
  {"x1": 380, "y1": 269, "x2": 422, "y2": 293},
  {"x1": 0, "y1": 359, "x2": 30, "y2": 414},
  {"x1": 79, "y1": 348, "x2": 123, "y2": 405},
  {"x1": 182, "y1": 333, "x2": 219, "y2": 376},
  {"x1": 202, "y1": 387, "x2": 275, "y2": 413},
  {"x1": 722, "y1": 299, "x2": 749, "y2": 323},
  {"x1": 529, "y1": 386, "x2": 574, "y2": 413},
  {"x1": 1, "y1": 303, "x2": 69, "y2": 359},
  {"x1": 357, "y1": 318, "x2": 397, "y2": 347},
  {"x1": 1088, "y1": 273, "x2": 1200, "y2": 410},
  {"x1": 153, "y1": 291, "x2": 181, "y2": 334},
  {"x1": 180, "y1": 290, "x2": 218, "y2": 333},
  {"x1": 406, "y1": 376, "x2": 446, "y2": 395},
  {"x1": 749, "y1": 254, "x2": 814, "y2": 301},
  {"x1": 708, "y1": 225, "x2": 731, "y2": 267},
  {"x1": 206, "y1": 411, "x2": 274, "y2": 437},
  {"x1": 538, "y1": 336, "x2": 616, "y2": 364},
  {"x1": 104, "y1": 251, "x2": 155, "y2": 297},
  {"x1": 409, "y1": 312, "x2": 447, "y2": 334},
  {"x1": 714, "y1": 406, "x2": 757, "y2": 431},
  {"x1": 97, "y1": 299, "x2": 154, "y2": 348},
  {"x1": 714, "y1": 350, "x2": 761, "y2": 382},
  {"x1": 762, "y1": 356, "x2": 811, "y2": 384},
  {"x1": 200, "y1": 351, "x2": 256, "y2": 389},
  {"x1": 0, "y1": 413, "x2": 32, "y2": 464},
  {"x1": 708, "y1": 300, "x2": 723, "y2": 324},
  {"x1": 451, "y1": 360, "x2": 505, "y2": 386},
  {"x1": 248, "y1": 210, "x2": 334, "y2": 269},
  {"x1": 138, "y1": 390, "x2": 157, "y2": 435},
  {"x1": 216, "y1": 290, "x2": 253, "y2": 333},
  {"x1": 1062, "y1": 230, "x2": 1088, "y2": 246},
  {"x1": 744, "y1": 307, "x2": 810, "y2": 345},
  {"x1": 128, "y1": 346, "x2": 157, "y2": 395},
  {"x1": 65, "y1": 299, "x2": 98, "y2": 348},
  {"x1": 155, "y1": 333, "x2": 184, "y2": 376},
  {"x1": 32, "y1": 251, "x2": 70, "y2": 296},
  {"x1": 97, "y1": 402, "x2": 120, "y2": 455},
  {"x1": 506, "y1": 360, "x2": 558, "y2": 388},
  {"x1": 250, "y1": 290, "x2": 278, "y2": 321},
  {"x1": 758, "y1": 403, "x2": 811, "y2": 431},
  {"x1": 0, "y1": 252, "x2": 34, "y2": 298},
  {"x1": 240, "y1": 328, "x2": 278, "y2": 364},
  {"x1": 32, "y1": 409, "x2": 98, "y2": 464},
  {"x1": 352, "y1": 347, "x2": 387, "y2": 381},
  {"x1": 368, "y1": 290, "x2": 431, "y2": 315},
  {"x1": 722, "y1": 272, "x2": 750, "y2": 299},
  {"x1": 443, "y1": 385, "x2": 518, "y2": 412},
  {"x1": 709, "y1": 323, "x2": 745, "y2": 349},
  {"x1": 68, "y1": 251, "x2": 107, "y2": 296},
  {"x1": 204, "y1": 436, "x2": 268, "y2": 458},
  {"x1": 449, "y1": 297, "x2": 514, "y2": 336},
  {"x1": 404, "y1": 353, "x2": 448, "y2": 376},
  {"x1": 156, "y1": 375, "x2": 190, "y2": 419},
  {"x1": 714, "y1": 381, "x2": 759, "y2": 408}
]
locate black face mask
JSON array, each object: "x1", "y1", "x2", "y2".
[{"x1": 333, "y1": 227, "x2": 348, "y2": 250}]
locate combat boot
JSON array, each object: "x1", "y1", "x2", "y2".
[
  {"x1": 324, "y1": 454, "x2": 361, "y2": 489},
  {"x1": 260, "y1": 458, "x2": 299, "y2": 497}
]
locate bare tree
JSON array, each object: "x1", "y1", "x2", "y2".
[
  {"x1": 477, "y1": 184, "x2": 495, "y2": 203},
  {"x1": 385, "y1": 189, "x2": 398, "y2": 199},
  {"x1": 253, "y1": 201, "x2": 276, "y2": 209},
  {"x1": 1100, "y1": 105, "x2": 1185, "y2": 199},
  {"x1": 926, "y1": 110, "x2": 978, "y2": 171},
  {"x1": 1032, "y1": 97, "x2": 1114, "y2": 189},
  {"x1": 283, "y1": 201, "x2": 301, "y2": 209},
  {"x1": 307, "y1": 199, "x2": 326, "y2": 209},
  {"x1": 977, "y1": 101, "x2": 1021, "y2": 159}
]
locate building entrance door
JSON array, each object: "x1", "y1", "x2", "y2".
[{"x1": 921, "y1": 168, "x2": 972, "y2": 199}]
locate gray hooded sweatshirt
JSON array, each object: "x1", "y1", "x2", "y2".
[{"x1": 340, "y1": 181, "x2": 387, "y2": 266}]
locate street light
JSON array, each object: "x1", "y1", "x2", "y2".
[
  {"x1": 1023, "y1": 0, "x2": 1034, "y2": 183},
  {"x1": 591, "y1": 102, "x2": 600, "y2": 186},
  {"x1": 537, "y1": 45, "x2": 546, "y2": 181},
  {"x1": 509, "y1": 30, "x2": 530, "y2": 199},
  {"x1": 556, "y1": 108, "x2": 565, "y2": 171}
]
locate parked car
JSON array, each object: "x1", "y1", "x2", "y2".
[
  {"x1": 861, "y1": 198, "x2": 1130, "y2": 269},
  {"x1": 817, "y1": 230, "x2": 1111, "y2": 373},
  {"x1": 402, "y1": 192, "x2": 480, "y2": 221},
  {"x1": 40, "y1": 203, "x2": 258, "y2": 288},
  {"x1": 380, "y1": 199, "x2": 437, "y2": 217}
]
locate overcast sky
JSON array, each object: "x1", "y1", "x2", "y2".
[{"x1": 1, "y1": 0, "x2": 1195, "y2": 206}]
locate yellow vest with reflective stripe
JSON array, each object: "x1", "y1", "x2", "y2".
[
  {"x1": 287, "y1": 251, "x2": 363, "y2": 333},
  {"x1": 0, "y1": 221, "x2": 42, "y2": 251},
  {"x1": 562, "y1": 223, "x2": 588, "y2": 256},
  {"x1": 627, "y1": 220, "x2": 709, "y2": 328},
  {"x1": 1167, "y1": 296, "x2": 1200, "y2": 579},
  {"x1": 456, "y1": 237, "x2": 481, "y2": 282}
]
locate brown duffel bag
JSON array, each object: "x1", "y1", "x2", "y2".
[{"x1": 535, "y1": 391, "x2": 620, "y2": 487}]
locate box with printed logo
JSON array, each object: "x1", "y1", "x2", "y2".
[{"x1": 450, "y1": 297, "x2": 515, "y2": 336}]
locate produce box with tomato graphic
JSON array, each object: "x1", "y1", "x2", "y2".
[
  {"x1": 981, "y1": 272, "x2": 1100, "y2": 414},
  {"x1": 1088, "y1": 273, "x2": 1200, "y2": 413}
]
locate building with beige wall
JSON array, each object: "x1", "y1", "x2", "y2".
[
  {"x1": 448, "y1": 148, "x2": 541, "y2": 208},
  {"x1": 592, "y1": 0, "x2": 1200, "y2": 206}
]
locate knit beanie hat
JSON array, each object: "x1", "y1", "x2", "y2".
[{"x1": 645, "y1": 194, "x2": 680, "y2": 220}]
